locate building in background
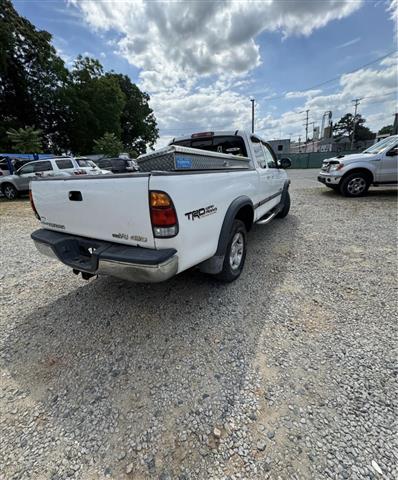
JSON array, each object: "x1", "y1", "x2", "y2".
[{"x1": 267, "y1": 139, "x2": 291, "y2": 154}]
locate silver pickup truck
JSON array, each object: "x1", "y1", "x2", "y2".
[{"x1": 318, "y1": 135, "x2": 398, "y2": 197}]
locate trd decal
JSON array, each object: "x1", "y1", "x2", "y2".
[{"x1": 185, "y1": 205, "x2": 217, "y2": 221}]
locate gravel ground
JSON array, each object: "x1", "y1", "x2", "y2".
[{"x1": 0, "y1": 169, "x2": 397, "y2": 480}]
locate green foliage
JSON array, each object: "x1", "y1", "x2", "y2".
[
  {"x1": 0, "y1": 0, "x2": 68, "y2": 151},
  {"x1": 0, "y1": 3, "x2": 158, "y2": 154},
  {"x1": 93, "y1": 132, "x2": 124, "y2": 157},
  {"x1": 126, "y1": 149, "x2": 139, "y2": 159},
  {"x1": 333, "y1": 113, "x2": 375, "y2": 142},
  {"x1": 7, "y1": 126, "x2": 43, "y2": 153},
  {"x1": 378, "y1": 125, "x2": 393, "y2": 135},
  {"x1": 61, "y1": 59, "x2": 126, "y2": 154},
  {"x1": 106, "y1": 73, "x2": 159, "y2": 154}
]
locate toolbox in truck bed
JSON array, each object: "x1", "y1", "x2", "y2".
[{"x1": 137, "y1": 145, "x2": 252, "y2": 172}]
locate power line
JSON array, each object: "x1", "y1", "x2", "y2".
[
  {"x1": 253, "y1": 50, "x2": 397, "y2": 101},
  {"x1": 361, "y1": 90, "x2": 397, "y2": 100},
  {"x1": 250, "y1": 97, "x2": 255, "y2": 133}
]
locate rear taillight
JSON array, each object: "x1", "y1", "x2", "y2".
[
  {"x1": 29, "y1": 190, "x2": 40, "y2": 220},
  {"x1": 149, "y1": 191, "x2": 178, "y2": 238}
]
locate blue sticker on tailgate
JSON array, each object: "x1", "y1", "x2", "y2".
[{"x1": 175, "y1": 156, "x2": 192, "y2": 169}]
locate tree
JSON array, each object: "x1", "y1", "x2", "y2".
[
  {"x1": 7, "y1": 126, "x2": 43, "y2": 153},
  {"x1": 333, "y1": 113, "x2": 374, "y2": 142},
  {"x1": 93, "y1": 132, "x2": 124, "y2": 157},
  {"x1": 59, "y1": 57, "x2": 126, "y2": 154},
  {"x1": 106, "y1": 73, "x2": 158, "y2": 154},
  {"x1": 378, "y1": 125, "x2": 393, "y2": 135},
  {"x1": 0, "y1": 0, "x2": 68, "y2": 151},
  {"x1": 0, "y1": 3, "x2": 158, "y2": 154}
]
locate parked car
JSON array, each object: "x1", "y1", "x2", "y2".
[
  {"x1": 74, "y1": 157, "x2": 111, "y2": 175},
  {"x1": 31, "y1": 130, "x2": 291, "y2": 283},
  {"x1": 0, "y1": 157, "x2": 108, "y2": 200},
  {"x1": 318, "y1": 135, "x2": 398, "y2": 197},
  {"x1": 0, "y1": 157, "x2": 37, "y2": 176},
  {"x1": 94, "y1": 157, "x2": 139, "y2": 174}
]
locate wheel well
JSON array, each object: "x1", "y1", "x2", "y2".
[
  {"x1": 235, "y1": 204, "x2": 254, "y2": 232},
  {"x1": 342, "y1": 168, "x2": 373, "y2": 183},
  {"x1": 1, "y1": 182, "x2": 15, "y2": 192}
]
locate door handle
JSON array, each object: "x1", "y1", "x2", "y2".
[
  {"x1": 69, "y1": 191, "x2": 82, "y2": 201},
  {"x1": 370, "y1": 158, "x2": 381, "y2": 161}
]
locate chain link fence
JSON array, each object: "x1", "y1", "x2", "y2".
[{"x1": 276, "y1": 151, "x2": 356, "y2": 169}]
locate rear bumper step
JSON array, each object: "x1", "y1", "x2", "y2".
[{"x1": 31, "y1": 229, "x2": 178, "y2": 283}]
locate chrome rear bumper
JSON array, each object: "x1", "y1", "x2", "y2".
[{"x1": 32, "y1": 229, "x2": 178, "y2": 283}]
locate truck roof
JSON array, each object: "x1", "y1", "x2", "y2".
[{"x1": 170, "y1": 130, "x2": 248, "y2": 144}]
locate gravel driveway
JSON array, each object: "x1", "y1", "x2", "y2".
[{"x1": 1, "y1": 170, "x2": 397, "y2": 480}]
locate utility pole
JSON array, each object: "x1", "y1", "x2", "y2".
[
  {"x1": 351, "y1": 98, "x2": 361, "y2": 150},
  {"x1": 250, "y1": 97, "x2": 255, "y2": 133},
  {"x1": 308, "y1": 121, "x2": 315, "y2": 152},
  {"x1": 304, "y1": 109, "x2": 310, "y2": 143}
]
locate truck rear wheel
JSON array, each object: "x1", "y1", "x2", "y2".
[{"x1": 215, "y1": 219, "x2": 247, "y2": 282}]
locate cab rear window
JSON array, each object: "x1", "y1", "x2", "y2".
[{"x1": 171, "y1": 136, "x2": 247, "y2": 157}]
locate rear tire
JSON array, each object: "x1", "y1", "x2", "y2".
[
  {"x1": 276, "y1": 191, "x2": 290, "y2": 218},
  {"x1": 2, "y1": 183, "x2": 18, "y2": 200},
  {"x1": 215, "y1": 219, "x2": 247, "y2": 282},
  {"x1": 339, "y1": 172, "x2": 370, "y2": 197}
]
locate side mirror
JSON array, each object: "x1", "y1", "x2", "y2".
[
  {"x1": 386, "y1": 147, "x2": 398, "y2": 157},
  {"x1": 278, "y1": 157, "x2": 292, "y2": 169}
]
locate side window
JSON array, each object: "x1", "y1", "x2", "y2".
[
  {"x1": 262, "y1": 144, "x2": 277, "y2": 169},
  {"x1": 56, "y1": 159, "x2": 73, "y2": 169},
  {"x1": 34, "y1": 161, "x2": 53, "y2": 173},
  {"x1": 18, "y1": 163, "x2": 35, "y2": 175},
  {"x1": 386, "y1": 145, "x2": 398, "y2": 157},
  {"x1": 251, "y1": 140, "x2": 267, "y2": 168},
  {"x1": 114, "y1": 160, "x2": 124, "y2": 169},
  {"x1": 100, "y1": 159, "x2": 111, "y2": 169}
]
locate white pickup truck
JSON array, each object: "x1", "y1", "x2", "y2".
[
  {"x1": 30, "y1": 131, "x2": 291, "y2": 283},
  {"x1": 318, "y1": 135, "x2": 398, "y2": 196}
]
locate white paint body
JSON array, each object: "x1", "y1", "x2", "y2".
[
  {"x1": 318, "y1": 135, "x2": 398, "y2": 186},
  {"x1": 31, "y1": 131, "x2": 289, "y2": 276}
]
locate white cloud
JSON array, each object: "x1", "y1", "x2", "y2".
[
  {"x1": 388, "y1": 0, "x2": 398, "y2": 21},
  {"x1": 285, "y1": 89, "x2": 323, "y2": 99},
  {"x1": 260, "y1": 61, "x2": 397, "y2": 140},
  {"x1": 336, "y1": 37, "x2": 361, "y2": 49},
  {"x1": 70, "y1": 0, "x2": 362, "y2": 90},
  {"x1": 54, "y1": 44, "x2": 73, "y2": 67},
  {"x1": 67, "y1": 0, "x2": 398, "y2": 144}
]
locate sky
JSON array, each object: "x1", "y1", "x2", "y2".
[{"x1": 13, "y1": 0, "x2": 398, "y2": 147}]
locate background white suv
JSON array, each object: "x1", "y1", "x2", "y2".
[{"x1": 0, "y1": 157, "x2": 110, "y2": 200}]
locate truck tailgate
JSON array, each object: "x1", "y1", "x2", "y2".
[{"x1": 31, "y1": 175, "x2": 155, "y2": 248}]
